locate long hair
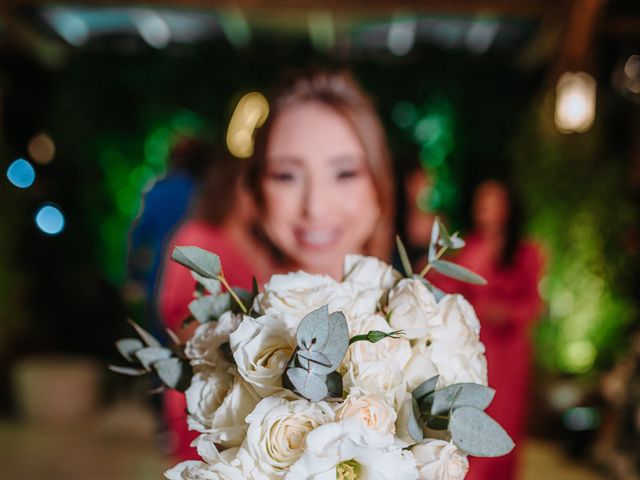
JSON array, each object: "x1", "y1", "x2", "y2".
[
  {"x1": 194, "y1": 147, "x2": 248, "y2": 226},
  {"x1": 248, "y1": 70, "x2": 395, "y2": 261}
]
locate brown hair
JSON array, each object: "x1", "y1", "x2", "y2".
[
  {"x1": 194, "y1": 147, "x2": 248, "y2": 226},
  {"x1": 249, "y1": 70, "x2": 395, "y2": 261}
]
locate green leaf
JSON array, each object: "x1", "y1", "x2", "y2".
[
  {"x1": 428, "y1": 219, "x2": 440, "y2": 262},
  {"x1": 127, "y1": 319, "x2": 162, "y2": 348},
  {"x1": 231, "y1": 288, "x2": 254, "y2": 314},
  {"x1": 108, "y1": 365, "x2": 147, "y2": 376},
  {"x1": 425, "y1": 383, "x2": 496, "y2": 416},
  {"x1": 252, "y1": 276, "x2": 260, "y2": 297},
  {"x1": 431, "y1": 260, "x2": 487, "y2": 285},
  {"x1": 412, "y1": 375, "x2": 440, "y2": 400},
  {"x1": 297, "y1": 350, "x2": 332, "y2": 370},
  {"x1": 189, "y1": 294, "x2": 231, "y2": 324},
  {"x1": 134, "y1": 347, "x2": 173, "y2": 370},
  {"x1": 449, "y1": 406, "x2": 515, "y2": 457},
  {"x1": 192, "y1": 272, "x2": 222, "y2": 295},
  {"x1": 286, "y1": 367, "x2": 328, "y2": 402},
  {"x1": 321, "y1": 311, "x2": 349, "y2": 369},
  {"x1": 408, "y1": 398, "x2": 425, "y2": 442},
  {"x1": 447, "y1": 232, "x2": 465, "y2": 249},
  {"x1": 396, "y1": 235, "x2": 413, "y2": 277},
  {"x1": 154, "y1": 358, "x2": 192, "y2": 392},
  {"x1": 326, "y1": 371, "x2": 343, "y2": 398},
  {"x1": 171, "y1": 246, "x2": 221, "y2": 279},
  {"x1": 296, "y1": 305, "x2": 330, "y2": 352},
  {"x1": 115, "y1": 338, "x2": 144, "y2": 362}
]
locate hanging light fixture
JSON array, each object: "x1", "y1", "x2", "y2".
[{"x1": 554, "y1": 71, "x2": 597, "y2": 133}]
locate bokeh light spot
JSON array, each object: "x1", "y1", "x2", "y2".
[
  {"x1": 28, "y1": 132, "x2": 56, "y2": 165},
  {"x1": 35, "y1": 204, "x2": 65, "y2": 235},
  {"x1": 7, "y1": 159, "x2": 36, "y2": 188}
]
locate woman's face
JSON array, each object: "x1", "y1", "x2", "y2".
[
  {"x1": 262, "y1": 101, "x2": 380, "y2": 278},
  {"x1": 473, "y1": 181, "x2": 509, "y2": 235}
]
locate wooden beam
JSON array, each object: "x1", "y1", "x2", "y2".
[{"x1": 3, "y1": 0, "x2": 560, "y2": 18}]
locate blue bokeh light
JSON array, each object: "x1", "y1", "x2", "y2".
[
  {"x1": 6, "y1": 159, "x2": 35, "y2": 188},
  {"x1": 35, "y1": 204, "x2": 65, "y2": 235}
]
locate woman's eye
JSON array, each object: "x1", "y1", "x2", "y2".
[
  {"x1": 337, "y1": 170, "x2": 359, "y2": 180},
  {"x1": 268, "y1": 172, "x2": 296, "y2": 182}
]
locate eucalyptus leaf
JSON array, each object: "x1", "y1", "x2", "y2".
[
  {"x1": 231, "y1": 288, "x2": 254, "y2": 314},
  {"x1": 425, "y1": 383, "x2": 496, "y2": 416},
  {"x1": 192, "y1": 271, "x2": 222, "y2": 295},
  {"x1": 296, "y1": 306, "x2": 330, "y2": 352},
  {"x1": 135, "y1": 347, "x2": 173, "y2": 370},
  {"x1": 115, "y1": 338, "x2": 144, "y2": 362},
  {"x1": 287, "y1": 367, "x2": 328, "y2": 402},
  {"x1": 428, "y1": 219, "x2": 440, "y2": 262},
  {"x1": 435, "y1": 218, "x2": 452, "y2": 248},
  {"x1": 189, "y1": 294, "x2": 231, "y2": 324},
  {"x1": 412, "y1": 375, "x2": 440, "y2": 401},
  {"x1": 252, "y1": 276, "x2": 260, "y2": 297},
  {"x1": 165, "y1": 328, "x2": 181, "y2": 348},
  {"x1": 172, "y1": 246, "x2": 221, "y2": 279},
  {"x1": 408, "y1": 398, "x2": 425, "y2": 442},
  {"x1": 431, "y1": 260, "x2": 487, "y2": 285},
  {"x1": 326, "y1": 371, "x2": 343, "y2": 398},
  {"x1": 396, "y1": 235, "x2": 413, "y2": 277},
  {"x1": 320, "y1": 311, "x2": 349, "y2": 369},
  {"x1": 449, "y1": 406, "x2": 515, "y2": 457},
  {"x1": 155, "y1": 357, "x2": 192, "y2": 392},
  {"x1": 108, "y1": 365, "x2": 147, "y2": 376},
  {"x1": 127, "y1": 319, "x2": 162, "y2": 348},
  {"x1": 425, "y1": 412, "x2": 449, "y2": 431},
  {"x1": 296, "y1": 350, "x2": 332, "y2": 371},
  {"x1": 448, "y1": 232, "x2": 465, "y2": 249}
]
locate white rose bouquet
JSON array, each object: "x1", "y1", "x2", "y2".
[{"x1": 112, "y1": 219, "x2": 514, "y2": 479}]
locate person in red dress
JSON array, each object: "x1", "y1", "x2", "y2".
[
  {"x1": 436, "y1": 179, "x2": 545, "y2": 480},
  {"x1": 157, "y1": 152, "x2": 271, "y2": 461}
]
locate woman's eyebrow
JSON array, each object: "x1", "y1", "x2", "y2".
[
  {"x1": 266, "y1": 155, "x2": 303, "y2": 166},
  {"x1": 329, "y1": 154, "x2": 363, "y2": 166}
]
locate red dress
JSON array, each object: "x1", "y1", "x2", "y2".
[
  {"x1": 434, "y1": 234, "x2": 544, "y2": 480},
  {"x1": 157, "y1": 219, "x2": 255, "y2": 461}
]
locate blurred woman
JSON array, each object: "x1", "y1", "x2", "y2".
[
  {"x1": 437, "y1": 179, "x2": 545, "y2": 480},
  {"x1": 249, "y1": 70, "x2": 396, "y2": 279},
  {"x1": 158, "y1": 69, "x2": 396, "y2": 461},
  {"x1": 157, "y1": 150, "x2": 270, "y2": 461}
]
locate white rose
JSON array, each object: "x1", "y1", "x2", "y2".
[
  {"x1": 286, "y1": 418, "x2": 418, "y2": 480},
  {"x1": 165, "y1": 461, "x2": 219, "y2": 480},
  {"x1": 344, "y1": 362, "x2": 407, "y2": 410},
  {"x1": 387, "y1": 278, "x2": 439, "y2": 339},
  {"x1": 403, "y1": 342, "x2": 440, "y2": 391},
  {"x1": 243, "y1": 395, "x2": 334, "y2": 476},
  {"x1": 423, "y1": 294, "x2": 487, "y2": 387},
  {"x1": 255, "y1": 271, "x2": 379, "y2": 331},
  {"x1": 253, "y1": 272, "x2": 342, "y2": 330},
  {"x1": 192, "y1": 438, "x2": 268, "y2": 480},
  {"x1": 186, "y1": 368, "x2": 234, "y2": 433},
  {"x1": 348, "y1": 314, "x2": 412, "y2": 370},
  {"x1": 411, "y1": 440, "x2": 469, "y2": 480},
  {"x1": 342, "y1": 255, "x2": 401, "y2": 290},
  {"x1": 186, "y1": 312, "x2": 242, "y2": 368},
  {"x1": 336, "y1": 394, "x2": 397, "y2": 437},
  {"x1": 203, "y1": 372, "x2": 261, "y2": 448},
  {"x1": 230, "y1": 315, "x2": 296, "y2": 396}
]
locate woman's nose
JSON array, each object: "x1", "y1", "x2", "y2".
[{"x1": 301, "y1": 178, "x2": 329, "y2": 220}]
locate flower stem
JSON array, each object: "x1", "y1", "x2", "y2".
[
  {"x1": 419, "y1": 245, "x2": 448, "y2": 278},
  {"x1": 217, "y1": 273, "x2": 247, "y2": 314}
]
